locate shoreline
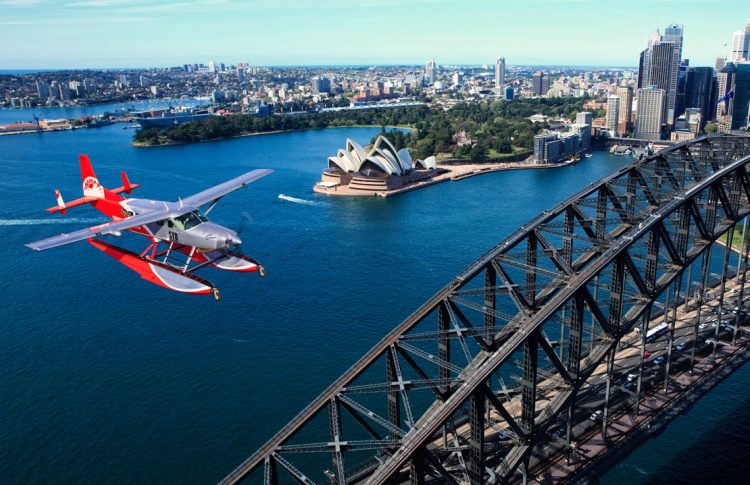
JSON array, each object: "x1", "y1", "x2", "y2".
[
  {"x1": 314, "y1": 157, "x2": 582, "y2": 198},
  {"x1": 131, "y1": 124, "x2": 416, "y2": 148}
]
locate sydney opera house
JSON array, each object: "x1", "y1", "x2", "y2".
[{"x1": 315, "y1": 135, "x2": 438, "y2": 195}]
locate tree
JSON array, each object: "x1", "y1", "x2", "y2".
[
  {"x1": 704, "y1": 122, "x2": 718, "y2": 134},
  {"x1": 469, "y1": 143, "x2": 488, "y2": 163}
]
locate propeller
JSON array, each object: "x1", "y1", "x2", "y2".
[{"x1": 233, "y1": 211, "x2": 266, "y2": 276}]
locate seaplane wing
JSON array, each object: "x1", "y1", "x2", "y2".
[
  {"x1": 26, "y1": 209, "x2": 170, "y2": 251},
  {"x1": 181, "y1": 169, "x2": 272, "y2": 208}
]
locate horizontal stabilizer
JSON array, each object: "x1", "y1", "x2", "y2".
[
  {"x1": 111, "y1": 183, "x2": 142, "y2": 195},
  {"x1": 46, "y1": 195, "x2": 98, "y2": 213}
]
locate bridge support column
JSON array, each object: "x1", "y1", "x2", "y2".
[
  {"x1": 263, "y1": 456, "x2": 278, "y2": 485},
  {"x1": 635, "y1": 306, "x2": 652, "y2": 417},
  {"x1": 386, "y1": 347, "x2": 400, "y2": 441},
  {"x1": 690, "y1": 249, "x2": 712, "y2": 373},
  {"x1": 714, "y1": 225, "x2": 735, "y2": 359},
  {"x1": 468, "y1": 386, "x2": 486, "y2": 485},
  {"x1": 485, "y1": 265, "x2": 496, "y2": 345},
  {"x1": 735, "y1": 224, "x2": 750, "y2": 344},
  {"x1": 566, "y1": 293, "x2": 583, "y2": 463},
  {"x1": 409, "y1": 447, "x2": 425, "y2": 485},
  {"x1": 521, "y1": 332, "x2": 538, "y2": 437},
  {"x1": 601, "y1": 346, "x2": 616, "y2": 440},
  {"x1": 664, "y1": 274, "x2": 683, "y2": 392}
]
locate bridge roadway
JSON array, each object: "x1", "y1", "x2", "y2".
[{"x1": 419, "y1": 273, "x2": 750, "y2": 484}]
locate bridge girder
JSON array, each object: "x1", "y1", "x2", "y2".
[{"x1": 221, "y1": 134, "x2": 750, "y2": 485}]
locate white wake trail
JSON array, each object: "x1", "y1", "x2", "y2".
[
  {"x1": 277, "y1": 194, "x2": 321, "y2": 206},
  {"x1": 0, "y1": 218, "x2": 104, "y2": 227}
]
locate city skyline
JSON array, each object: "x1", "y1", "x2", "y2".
[{"x1": 0, "y1": 0, "x2": 747, "y2": 69}]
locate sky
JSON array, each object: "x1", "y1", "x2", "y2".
[{"x1": 0, "y1": 0, "x2": 748, "y2": 69}]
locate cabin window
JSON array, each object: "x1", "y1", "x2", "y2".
[{"x1": 173, "y1": 211, "x2": 206, "y2": 231}]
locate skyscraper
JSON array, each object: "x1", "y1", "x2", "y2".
[
  {"x1": 716, "y1": 57, "x2": 727, "y2": 71},
  {"x1": 424, "y1": 59, "x2": 437, "y2": 86},
  {"x1": 662, "y1": 24, "x2": 684, "y2": 123},
  {"x1": 36, "y1": 79, "x2": 49, "y2": 98},
  {"x1": 576, "y1": 112, "x2": 593, "y2": 126},
  {"x1": 635, "y1": 87, "x2": 665, "y2": 140},
  {"x1": 605, "y1": 95, "x2": 620, "y2": 135},
  {"x1": 731, "y1": 21, "x2": 750, "y2": 62},
  {"x1": 616, "y1": 86, "x2": 633, "y2": 127},
  {"x1": 648, "y1": 42, "x2": 676, "y2": 124},
  {"x1": 532, "y1": 71, "x2": 549, "y2": 96},
  {"x1": 731, "y1": 63, "x2": 750, "y2": 130},
  {"x1": 715, "y1": 63, "x2": 736, "y2": 123},
  {"x1": 495, "y1": 57, "x2": 505, "y2": 88},
  {"x1": 683, "y1": 67, "x2": 716, "y2": 128}
]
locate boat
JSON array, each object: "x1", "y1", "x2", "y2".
[
  {"x1": 87, "y1": 118, "x2": 113, "y2": 128},
  {"x1": 134, "y1": 106, "x2": 213, "y2": 129}
]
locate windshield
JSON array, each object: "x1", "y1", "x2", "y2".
[{"x1": 172, "y1": 210, "x2": 207, "y2": 231}]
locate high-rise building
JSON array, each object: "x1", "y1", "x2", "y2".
[
  {"x1": 532, "y1": 71, "x2": 548, "y2": 96},
  {"x1": 635, "y1": 87, "x2": 665, "y2": 140},
  {"x1": 576, "y1": 111, "x2": 593, "y2": 126},
  {"x1": 452, "y1": 72, "x2": 463, "y2": 87},
  {"x1": 208, "y1": 60, "x2": 217, "y2": 73},
  {"x1": 662, "y1": 24, "x2": 684, "y2": 123},
  {"x1": 605, "y1": 95, "x2": 620, "y2": 135},
  {"x1": 237, "y1": 68, "x2": 246, "y2": 83},
  {"x1": 716, "y1": 57, "x2": 727, "y2": 71},
  {"x1": 424, "y1": 59, "x2": 437, "y2": 86},
  {"x1": 571, "y1": 123, "x2": 591, "y2": 150},
  {"x1": 616, "y1": 86, "x2": 633, "y2": 126},
  {"x1": 683, "y1": 67, "x2": 716, "y2": 128},
  {"x1": 731, "y1": 22, "x2": 750, "y2": 62},
  {"x1": 674, "y1": 60, "x2": 689, "y2": 119},
  {"x1": 119, "y1": 74, "x2": 128, "y2": 87},
  {"x1": 58, "y1": 83, "x2": 71, "y2": 101},
  {"x1": 648, "y1": 42, "x2": 676, "y2": 124},
  {"x1": 504, "y1": 85, "x2": 514, "y2": 100},
  {"x1": 495, "y1": 57, "x2": 505, "y2": 88},
  {"x1": 715, "y1": 63, "x2": 736, "y2": 122},
  {"x1": 731, "y1": 63, "x2": 750, "y2": 130},
  {"x1": 36, "y1": 79, "x2": 49, "y2": 98},
  {"x1": 311, "y1": 76, "x2": 331, "y2": 94}
]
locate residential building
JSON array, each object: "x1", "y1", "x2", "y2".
[
  {"x1": 616, "y1": 86, "x2": 633, "y2": 127},
  {"x1": 495, "y1": 57, "x2": 505, "y2": 88},
  {"x1": 605, "y1": 95, "x2": 620, "y2": 135},
  {"x1": 635, "y1": 87, "x2": 665, "y2": 140},
  {"x1": 576, "y1": 111, "x2": 593, "y2": 126}
]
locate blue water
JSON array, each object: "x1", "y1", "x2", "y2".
[
  {"x1": 0, "y1": 98, "x2": 202, "y2": 125},
  {"x1": 0, "y1": 119, "x2": 746, "y2": 483}
]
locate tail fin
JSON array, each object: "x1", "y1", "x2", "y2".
[{"x1": 80, "y1": 154, "x2": 104, "y2": 198}]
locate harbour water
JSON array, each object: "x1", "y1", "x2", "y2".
[{"x1": 0, "y1": 114, "x2": 748, "y2": 483}]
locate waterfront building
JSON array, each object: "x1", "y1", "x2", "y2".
[
  {"x1": 320, "y1": 136, "x2": 437, "y2": 194},
  {"x1": 683, "y1": 67, "x2": 716, "y2": 128},
  {"x1": 36, "y1": 79, "x2": 49, "y2": 98},
  {"x1": 571, "y1": 123, "x2": 591, "y2": 150},
  {"x1": 534, "y1": 131, "x2": 580, "y2": 164},
  {"x1": 576, "y1": 111, "x2": 593, "y2": 126},
  {"x1": 635, "y1": 87, "x2": 665, "y2": 140},
  {"x1": 617, "y1": 86, "x2": 633, "y2": 128},
  {"x1": 731, "y1": 63, "x2": 750, "y2": 130},
  {"x1": 58, "y1": 83, "x2": 70, "y2": 101},
  {"x1": 605, "y1": 95, "x2": 620, "y2": 136},
  {"x1": 495, "y1": 57, "x2": 505, "y2": 88}
]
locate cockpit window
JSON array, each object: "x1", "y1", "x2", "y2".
[{"x1": 172, "y1": 210, "x2": 208, "y2": 231}]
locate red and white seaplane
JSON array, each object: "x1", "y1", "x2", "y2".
[{"x1": 27, "y1": 155, "x2": 272, "y2": 299}]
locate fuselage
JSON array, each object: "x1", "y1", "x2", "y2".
[{"x1": 95, "y1": 196, "x2": 242, "y2": 251}]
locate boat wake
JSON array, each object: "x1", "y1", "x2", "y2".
[
  {"x1": 277, "y1": 194, "x2": 321, "y2": 206},
  {"x1": 0, "y1": 218, "x2": 103, "y2": 227}
]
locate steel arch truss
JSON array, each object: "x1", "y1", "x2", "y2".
[{"x1": 222, "y1": 134, "x2": 750, "y2": 485}]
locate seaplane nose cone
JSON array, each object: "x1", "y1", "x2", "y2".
[{"x1": 227, "y1": 233, "x2": 242, "y2": 247}]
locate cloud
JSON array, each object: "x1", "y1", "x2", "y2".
[{"x1": 0, "y1": 0, "x2": 44, "y2": 6}]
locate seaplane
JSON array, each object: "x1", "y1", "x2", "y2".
[{"x1": 26, "y1": 155, "x2": 272, "y2": 299}]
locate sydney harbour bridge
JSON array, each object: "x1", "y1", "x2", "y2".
[{"x1": 221, "y1": 134, "x2": 750, "y2": 484}]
